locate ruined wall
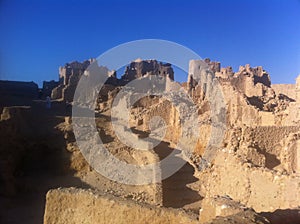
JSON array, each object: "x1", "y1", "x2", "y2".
[
  {"x1": 44, "y1": 188, "x2": 198, "y2": 224},
  {"x1": 199, "y1": 196, "x2": 270, "y2": 224},
  {"x1": 42, "y1": 80, "x2": 59, "y2": 98},
  {"x1": 198, "y1": 151, "x2": 300, "y2": 213},
  {"x1": 0, "y1": 106, "x2": 67, "y2": 196},
  {"x1": 294, "y1": 75, "x2": 300, "y2": 122},
  {"x1": 58, "y1": 115, "x2": 163, "y2": 206},
  {"x1": 121, "y1": 59, "x2": 174, "y2": 82},
  {"x1": 51, "y1": 59, "x2": 94, "y2": 101},
  {"x1": 187, "y1": 60, "x2": 276, "y2": 127},
  {"x1": 279, "y1": 132, "x2": 300, "y2": 174},
  {"x1": 0, "y1": 81, "x2": 38, "y2": 111},
  {"x1": 248, "y1": 126, "x2": 300, "y2": 159},
  {"x1": 204, "y1": 58, "x2": 221, "y2": 73},
  {"x1": 223, "y1": 126, "x2": 300, "y2": 170},
  {"x1": 140, "y1": 99, "x2": 180, "y2": 144},
  {"x1": 0, "y1": 81, "x2": 38, "y2": 99},
  {"x1": 272, "y1": 84, "x2": 296, "y2": 100},
  {"x1": 189, "y1": 60, "x2": 299, "y2": 129},
  {"x1": 188, "y1": 59, "x2": 215, "y2": 99}
]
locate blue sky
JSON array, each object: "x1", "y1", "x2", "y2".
[{"x1": 1, "y1": 0, "x2": 300, "y2": 86}]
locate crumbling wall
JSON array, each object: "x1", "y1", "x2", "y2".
[
  {"x1": 223, "y1": 126, "x2": 300, "y2": 170},
  {"x1": 0, "y1": 81, "x2": 38, "y2": 99},
  {"x1": 140, "y1": 99, "x2": 180, "y2": 144},
  {"x1": 0, "y1": 81, "x2": 38, "y2": 111},
  {"x1": 58, "y1": 111, "x2": 163, "y2": 206},
  {"x1": 247, "y1": 126, "x2": 300, "y2": 166},
  {"x1": 0, "y1": 106, "x2": 68, "y2": 196},
  {"x1": 204, "y1": 58, "x2": 221, "y2": 73},
  {"x1": 198, "y1": 151, "x2": 300, "y2": 213},
  {"x1": 199, "y1": 196, "x2": 270, "y2": 224},
  {"x1": 279, "y1": 132, "x2": 300, "y2": 174},
  {"x1": 42, "y1": 80, "x2": 59, "y2": 98},
  {"x1": 51, "y1": 59, "x2": 94, "y2": 101},
  {"x1": 121, "y1": 59, "x2": 174, "y2": 82},
  {"x1": 44, "y1": 188, "x2": 198, "y2": 224},
  {"x1": 272, "y1": 84, "x2": 296, "y2": 100}
]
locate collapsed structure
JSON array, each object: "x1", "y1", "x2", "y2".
[{"x1": 0, "y1": 58, "x2": 299, "y2": 224}]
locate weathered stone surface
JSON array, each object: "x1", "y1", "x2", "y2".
[
  {"x1": 272, "y1": 84, "x2": 296, "y2": 100},
  {"x1": 207, "y1": 210, "x2": 270, "y2": 224},
  {"x1": 204, "y1": 58, "x2": 221, "y2": 73},
  {"x1": 2, "y1": 57, "x2": 300, "y2": 224},
  {"x1": 199, "y1": 196, "x2": 270, "y2": 224},
  {"x1": 44, "y1": 188, "x2": 198, "y2": 224},
  {"x1": 51, "y1": 59, "x2": 95, "y2": 101},
  {"x1": 121, "y1": 59, "x2": 174, "y2": 82},
  {"x1": 279, "y1": 132, "x2": 300, "y2": 174},
  {"x1": 197, "y1": 150, "x2": 300, "y2": 213}
]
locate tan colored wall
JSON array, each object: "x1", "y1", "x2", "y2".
[
  {"x1": 198, "y1": 151, "x2": 300, "y2": 213},
  {"x1": 272, "y1": 84, "x2": 296, "y2": 100},
  {"x1": 279, "y1": 132, "x2": 300, "y2": 174},
  {"x1": 249, "y1": 126, "x2": 300, "y2": 157},
  {"x1": 259, "y1": 111, "x2": 275, "y2": 126},
  {"x1": 44, "y1": 188, "x2": 198, "y2": 224}
]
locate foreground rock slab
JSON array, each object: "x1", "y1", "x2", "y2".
[{"x1": 43, "y1": 188, "x2": 199, "y2": 224}]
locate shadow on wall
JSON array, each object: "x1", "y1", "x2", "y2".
[
  {"x1": 260, "y1": 209, "x2": 300, "y2": 224},
  {"x1": 253, "y1": 144, "x2": 281, "y2": 169},
  {"x1": 0, "y1": 104, "x2": 91, "y2": 224},
  {"x1": 153, "y1": 141, "x2": 203, "y2": 208}
]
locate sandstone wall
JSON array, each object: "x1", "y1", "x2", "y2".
[{"x1": 44, "y1": 188, "x2": 198, "y2": 224}]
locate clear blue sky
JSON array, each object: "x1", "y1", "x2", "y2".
[{"x1": 1, "y1": 0, "x2": 300, "y2": 86}]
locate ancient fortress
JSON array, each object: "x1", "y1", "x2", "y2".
[{"x1": 0, "y1": 58, "x2": 300, "y2": 224}]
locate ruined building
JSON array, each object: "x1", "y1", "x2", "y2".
[
  {"x1": 121, "y1": 59, "x2": 174, "y2": 81},
  {"x1": 51, "y1": 59, "x2": 95, "y2": 101},
  {"x1": 1, "y1": 58, "x2": 300, "y2": 224}
]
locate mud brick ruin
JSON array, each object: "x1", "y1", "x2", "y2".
[{"x1": 1, "y1": 58, "x2": 300, "y2": 224}]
